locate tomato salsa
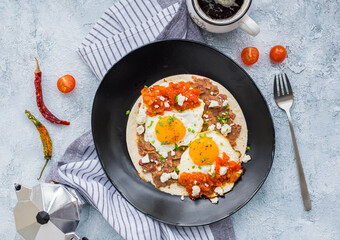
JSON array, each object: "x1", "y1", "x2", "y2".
[
  {"x1": 178, "y1": 153, "x2": 242, "y2": 199},
  {"x1": 141, "y1": 81, "x2": 201, "y2": 116}
]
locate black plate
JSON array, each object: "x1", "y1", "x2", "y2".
[{"x1": 92, "y1": 40, "x2": 275, "y2": 226}]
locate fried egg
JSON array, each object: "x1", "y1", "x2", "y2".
[
  {"x1": 143, "y1": 100, "x2": 205, "y2": 157},
  {"x1": 178, "y1": 131, "x2": 240, "y2": 174}
]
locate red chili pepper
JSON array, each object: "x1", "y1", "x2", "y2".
[{"x1": 34, "y1": 58, "x2": 70, "y2": 125}]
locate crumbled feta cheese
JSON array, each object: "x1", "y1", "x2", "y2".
[
  {"x1": 170, "y1": 171, "x2": 178, "y2": 180},
  {"x1": 214, "y1": 187, "x2": 223, "y2": 195},
  {"x1": 237, "y1": 169, "x2": 243, "y2": 175},
  {"x1": 155, "y1": 105, "x2": 159, "y2": 108},
  {"x1": 136, "y1": 125, "x2": 145, "y2": 135},
  {"x1": 170, "y1": 150, "x2": 175, "y2": 156},
  {"x1": 220, "y1": 167, "x2": 228, "y2": 176},
  {"x1": 157, "y1": 166, "x2": 162, "y2": 171},
  {"x1": 141, "y1": 154, "x2": 150, "y2": 164},
  {"x1": 160, "y1": 152, "x2": 168, "y2": 158},
  {"x1": 154, "y1": 160, "x2": 158, "y2": 164},
  {"x1": 209, "y1": 100, "x2": 219, "y2": 108},
  {"x1": 208, "y1": 124, "x2": 215, "y2": 131},
  {"x1": 222, "y1": 112, "x2": 226, "y2": 115},
  {"x1": 137, "y1": 105, "x2": 147, "y2": 124},
  {"x1": 210, "y1": 197, "x2": 219, "y2": 204},
  {"x1": 177, "y1": 94, "x2": 187, "y2": 106},
  {"x1": 222, "y1": 100, "x2": 228, "y2": 107},
  {"x1": 216, "y1": 122, "x2": 222, "y2": 130},
  {"x1": 181, "y1": 195, "x2": 185, "y2": 201},
  {"x1": 242, "y1": 154, "x2": 251, "y2": 163},
  {"x1": 160, "y1": 96, "x2": 165, "y2": 101},
  {"x1": 192, "y1": 185, "x2": 200, "y2": 197},
  {"x1": 210, "y1": 92, "x2": 214, "y2": 95},
  {"x1": 205, "y1": 183, "x2": 209, "y2": 187},
  {"x1": 221, "y1": 124, "x2": 232, "y2": 136},
  {"x1": 160, "y1": 173, "x2": 171, "y2": 183},
  {"x1": 203, "y1": 114, "x2": 209, "y2": 118},
  {"x1": 209, "y1": 164, "x2": 215, "y2": 175},
  {"x1": 164, "y1": 102, "x2": 170, "y2": 108},
  {"x1": 194, "y1": 180, "x2": 197, "y2": 184}
]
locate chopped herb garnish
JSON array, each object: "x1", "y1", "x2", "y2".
[
  {"x1": 195, "y1": 140, "x2": 200, "y2": 143},
  {"x1": 201, "y1": 158, "x2": 207, "y2": 163},
  {"x1": 156, "y1": 130, "x2": 160, "y2": 133},
  {"x1": 199, "y1": 133, "x2": 206, "y2": 138},
  {"x1": 178, "y1": 109, "x2": 183, "y2": 112},
  {"x1": 162, "y1": 159, "x2": 165, "y2": 163},
  {"x1": 144, "y1": 85, "x2": 148, "y2": 88},
  {"x1": 138, "y1": 139, "x2": 141, "y2": 143},
  {"x1": 147, "y1": 121, "x2": 154, "y2": 128},
  {"x1": 207, "y1": 163, "x2": 213, "y2": 165},
  {"x1": 203, "y1": 121, "x2": 208, "y2": 125},
  {"x1": 153, "y1": 111, "x2": 157, "y2": 114},
  {"x1": 246, "y1": 146, "x2": 251, "y2": 150},
  {"x1": 160, "y1": 156, "x2": 164, "y2": 160},
  {"x1": 126, "y1": 110, "x2": 130, "y2": 115},
  {"x1": 198, "y1": 166, "x2": 202, "y2": 169},
  {"x1": 188, "y1": 128, "x2": 191, "y2": 132},
  {"x1": 211, "y1": 171, "x2": 216, "y2": 178},
  {"x1": 188, "y1": 142, "x2": 191, "y2": 147},
  {"x1": 194, "y1": 124, "x2": 196, "y2": 126},
  {"x1": 175, "y1": 143, "x2": 179, "y2": 151},
  {"x1": 181, "y1": 147, "x2": 185, "y2": 151},
  {"x1": 216, "y1": 114, "x2": 229, "y2": 124},
  {"x1": 161, "y1": 165, "x2": 164, "y2": 169},
  {"x1": 192, "y1": 166, "x2": 195, "y2": 169},
  {"x1": 177, "y1": 85, "x2": 180, "y2": 89},
  {"x1": 191, "y1": 130, "x2": 195, "y2": 133},
  {"x1": 167, "y1": 115, "x2": 175, "y2": 126},
  {"x1": 175, "y1": 95, "x2": 178, "y2": 103},
  {"x1": 220, "y1": 143, "x2": 223, "y2": 146},
  {"x1": 174, "y1": 167, "x2": 179, "y2": 172},
  {"x1": 226, "y1": 106, "x2": 229, "y2": 110},
  {"x1": 161, "y1": 141, "x2": 170, "y2": 145},
  {"x1": 158, "y1": 116, "x2": 162, "y2": 119},
  {"x1": 151, "y1": 141, "x2": 155, "y2": 144},
  {"x1": 159, "y1": 122, "x2": 163, "y2": 127}
]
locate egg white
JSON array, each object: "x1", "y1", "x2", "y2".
[
  {"x1": 178, "y1": 131, "x2": 240, "y2": 175},
  {"x1": 143, "y1": 100, "x2": 205, "y2": 157}
]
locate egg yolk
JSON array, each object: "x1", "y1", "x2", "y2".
[
  {"x1": 155, "y1": 116, "x2": 186, "y2": 144},
  {"x1": 189, "y1": 137, "x2": 219, "y2": 165}
]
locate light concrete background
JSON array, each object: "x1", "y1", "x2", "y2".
[{"x1": 0, "y1": 0, "x2": 339, "y2": 239}]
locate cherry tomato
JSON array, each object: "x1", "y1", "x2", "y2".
[
  {"x1": 269, "y1": 45, "x2": 287, "y2": 63},
  {"x1": 57, "y1": 75, "x2": 76, "y2": 93},
  {"x1": 241, "y1": 47, "x2": 259, "y2": 65}
]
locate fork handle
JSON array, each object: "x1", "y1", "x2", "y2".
[{"x1": 285, "y1": 110, "x2": 312, "y2": 211}]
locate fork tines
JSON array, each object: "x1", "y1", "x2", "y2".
[{"x1": 274, "y1": 73, "x2": 293, "y2": 98}]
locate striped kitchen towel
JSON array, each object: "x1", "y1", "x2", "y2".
[{"x1": 46, "y1": 0, "x2": 235, "y2": 239}]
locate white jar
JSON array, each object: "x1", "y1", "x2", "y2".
[{"x1": 186, "y1": 0, "x2": 260, "y2": 36}]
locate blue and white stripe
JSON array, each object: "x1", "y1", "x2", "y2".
[
  {"x1": 77, "y1": 0, "x2": 181, "y2": 80},
  {"x1": 58, "y1": 140, "x2": 214, "y2": 240},
  {"x1": 49, "y1": 0, "x2": 235, "y2": 239}
]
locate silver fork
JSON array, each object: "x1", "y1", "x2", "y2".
[{"x1": 274, "y1": 73, "x2": 311, "y2": 211}]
